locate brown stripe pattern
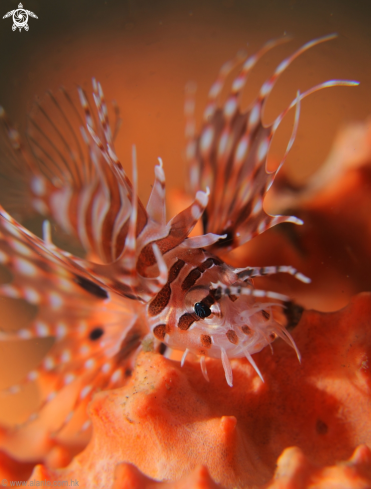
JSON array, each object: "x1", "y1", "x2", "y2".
[
  {"x1": 153, "y1": 324, "x2": 167, "y2": 340},
  {"x1": 148, "y1": 259, "x2": 185, "y2": 317},
  {"x1": 181, "y1": 257, "x2": 222, "y2": 292},
  {"x1": 178, "y1": 313, "x2": 198, "y2": 331}
]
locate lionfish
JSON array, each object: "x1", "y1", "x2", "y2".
[{"x1": 0, "y1": 34, "x2": 357, "y2": 432}]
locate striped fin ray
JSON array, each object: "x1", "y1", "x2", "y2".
[
  {"x1": 82, "y1": 175, "x2": 207, "y2": 297},
  {"x1": 80, "y1": 93, "x2": 148, "y2": 261},
  {"x1": 146, "y1": 157, "x2": 166, "y2": 226},
  {"x1": 0, "y1": 206, "x2": 147, "y2": 431},
  {"x1": 0, "y1": 81, "x2": 149, "y2": 264},
  {"x1": 235, "y1": 264, "x2": 310, "y2": 283},
  {"x1": 69, "y1": 147, "x2": 170, "y2": 300},
  {"x1": 186, "y1": 34, "x2": 359, "y2": 252},
  {"x1": 186, "y1": 49, "x2": 247, "y2": 195},
  {"x1": 49, "y1": 356, "x2": 133, "y2": 435},
  {"x1": 10, "y1": 321, "x2": 143, "y2": 432},
  {"x1": 136, "y1": 188, "x2": 210, "y2": 277},
  {"x1": 189, "y1": 37, "x2": 289, "y2": 199}
]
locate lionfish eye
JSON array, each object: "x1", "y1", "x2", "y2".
[{"x1": 194, "y1": 302, "x2": 211, "y2": 319}]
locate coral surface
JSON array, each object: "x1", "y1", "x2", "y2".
[{"x1": 10, "y1": 292, "x2": 370, "y2": 488}]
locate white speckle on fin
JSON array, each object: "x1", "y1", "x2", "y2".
[
  {"x1": 17, "y1": 329, "x2": 32, "y2": 339},
  {"x1": 101, "y1": 362, "x2": 111, "y2": 374},
  {"x1": 30, "y1": 176, "x2": 46, "y2": 197},
  {"x1": 80, "y1": 385, "x2": 92, "y2": 399},
  {"x1": 64, "y1": 373, "x2": 76, "y2": 385},
  {"x1": 48, "y1": 292, "x2": 63, "y2": 309},
  {"x1": 81, "y1": 420, "x2": 91, "y2": 432},
  {"x1": 27, "y1": 370, "x2": 38, "y2": 381},
  {"x1": 43, "y1": 357, "x2": 55, "y2": 371},
  {"x1": 200, "y1": 126, "x2": 214, "y2": 156},
  {"x1": 35, "y1": 321, "x2": 50, "y2": 337},
  {"x1": 15, "y1": 258, "x2": 37, "y2": 277},
  {"x1": 55, "y1": 322, "x2": 67, "y2": 338},
  {"x1": 110, "y1": 369, "x2": 122, "y2": 384},
  {"x1": 84, "y1": 359, "x2": 95, "y2": 370},
  {"x1": 224, "y1": 97, "x2": 238, "y2": 119}
]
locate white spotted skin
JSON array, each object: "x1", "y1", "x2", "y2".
[{"x1": 147, "y1": 246, "x2": 295, "y2": 374}]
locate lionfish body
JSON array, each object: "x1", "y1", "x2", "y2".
[{"x1": 0, "y1": 35, "x2": 357, "y2": 429}]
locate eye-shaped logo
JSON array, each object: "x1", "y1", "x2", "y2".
[{"x1": 3, "y1": 3, "x2": 38, "y2": 32}]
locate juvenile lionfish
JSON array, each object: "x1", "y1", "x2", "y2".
[{"x1": 0, "y1": 34, "x2": 357, "y2": 431}]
